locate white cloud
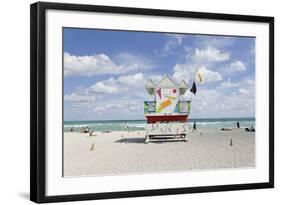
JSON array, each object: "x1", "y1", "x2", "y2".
[
  {"x1": 185, "y1": 74, "x2": 255, "y2": 118},
  {"x1": 93, "y1": 106, "x2": 106, "y2": 113},
  {"x1": 64, "y1": 92, "x2": 95, "y2": 110},
  {"x1": 164, "y1": 34, "x2": 185, "y2": 52},
  {"x1": 64, "y1": 93, "x2": 95, "y2": 103},
  {"x1": 172, "y1": 64, "x2": 222, "y2": 84},
  {"x1": 105, "y1": 103, "x2": 124, "y2": 109},
  {"x1": 115, "y1": 52, "x2": 154, "y2": 69},
  {"x1": 64, "y1": 52, "x2": 152, "y2": 77},
  {"x1": 194, "y1": 36, "x2": 234, "y2": 49},
  {"x1": 64, "y1": 75, "x2": 146, "y2": 113},
  {"x1": 192, "y1": 47, "x2": 229, "y2": 62},
  {"x1": 246, "y1": 79, "x2": 254, "y2": 85},
  {"x1": 65, "y1": 73, "x2": 255, "y2": 119},
  {"x1": 222, "y1": 89, "x2": 255, "y2": 115},
  {"x1": 219, "y1": 78, "x2": 254, "y2": 89},
  {"x1": 156, "y1": 34, "x2": 187, "y2": 56},
  {"x1": 172, "y1": 64, "x2": 194, "y2": 83},
  {"x1": 230, "y1": 61, "x2": 246, "y2": 71},
  {"x1": 148, "y1": 74, "x2": 164, "y2": 85},
  {"x1": 190, "y1": 89, "x2": 221, "y2": 116},
  {"x1": 91, "y1": 100, "x2": 142, "y2": 115},
  {"x1": 189, "y1": 85, "x2": 255, "y2": 118},
  {"x1": 118, "y1": 73, "x2": 144, "y2": 87},
  {"x1": 239, "y1": 88, "x2": 250, "y2": 94},
  {"x1": 197, "y1": 67, "x2": 222, "y2": 83},
  {"x1": 89, "y1": 81, "x2": 118, "y2": 94},
  {"x1": 219, "y1": 78, "x2": 239, "y2": 89}
]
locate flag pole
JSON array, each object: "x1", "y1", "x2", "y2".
[
  {"x1": 191, "y1": 69, "x2": 198, "y2": 101},
  {"x1": 194, "y1": 69, "x2": 197, "y2": 81}
]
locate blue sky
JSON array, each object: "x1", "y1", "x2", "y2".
[{"x1": 64, "y1": 28, "x2": 255, "y2": 121}]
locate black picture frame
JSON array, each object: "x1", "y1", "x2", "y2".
[{"x1": 30, "y1": 1, "x2": 274, "y2": 203}]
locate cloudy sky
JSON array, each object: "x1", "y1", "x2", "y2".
[{"x1": 64, "y1": 28, "x2": 255, "y2": 121}]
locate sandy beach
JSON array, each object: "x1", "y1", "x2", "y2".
[{"x1": 63, "y1": 128, "x2": 255, "y2": 177}]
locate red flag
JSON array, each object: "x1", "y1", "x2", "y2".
[{"x1": 157, "y1": 88, "x2": 161, "y2": 99}]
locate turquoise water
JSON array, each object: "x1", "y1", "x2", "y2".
[{"x1": 64, "y1": 117, "x2": 255, "y2": 132}]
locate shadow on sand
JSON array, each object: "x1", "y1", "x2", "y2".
[
  {"x1": 115, "y1": 137, "x2": 145, "y2": 144},
  {"x1": 115, "y1": 137, "x2": 178, "y2": 144}
]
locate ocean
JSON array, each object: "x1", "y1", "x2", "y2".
[{"x1": 64, "y1": 117, "x2": 255, "y2": 133}]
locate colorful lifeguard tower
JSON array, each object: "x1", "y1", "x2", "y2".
[{"x1": 144, "y1": 76, "x2": 191, "y2": 143}]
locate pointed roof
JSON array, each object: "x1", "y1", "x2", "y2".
[
  {"x1": 145, "y1": 79, "x2": 156, "y2": 95},
  {"x1": 145, "y1": 79, "x2": 156, "y2": 88},
  {"x1": 179, "y1": 80, "x2": 188, "y2": 95},
  {"x1": 179, "y1": 80, "x2": 188, "y2": 88},
  {"x1": 145, "y1": 75, "x2": 189, "y2": 95},
  {"x1": 157, "y1": 75, "x2": 177, "y2": 88}
]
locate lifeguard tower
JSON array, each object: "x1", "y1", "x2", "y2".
[{"x1": 144, "y1": 75, "x2": 191, "y2": 143}]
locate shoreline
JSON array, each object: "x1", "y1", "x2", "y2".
[{"x1": 64, "y1": 120, "x2": 256, "y2": 133}]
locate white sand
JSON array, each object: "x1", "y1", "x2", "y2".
[{"x1": 64, "y1": 128, "x2": 255, "y2": 177}]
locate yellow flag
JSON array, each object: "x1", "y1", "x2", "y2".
[{"x1": 196, "y1": 70, "x2": 203, "y2": 83}]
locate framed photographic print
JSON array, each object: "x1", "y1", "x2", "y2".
[{"x1": 30, "y1": 2, "x2": 274, "y2": 203}]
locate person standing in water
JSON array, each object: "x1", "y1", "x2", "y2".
[
  {"x1": 193, "y1": 121, "x2": 197, "y2": 132},
  {"x1": 237, "y1": 121, "x2": 240, "y2": 128},
  {"x1": 125, "y1": 123, "x2": 129, "y2": 132},
  {"x1": 70, "y1": 127, "x2": 74, "y2": 132}
]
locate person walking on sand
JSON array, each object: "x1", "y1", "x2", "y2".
[
  {"x1": 237, "y1": 121, "x2": 240, "y2": 128},
  {"x1": 192, "y1": 121, "x2": 197, "y2": 133}
]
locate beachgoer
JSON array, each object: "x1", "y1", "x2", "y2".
[
  {"x1": 221, "y1": 128, "x2": 232, "y2": 131},
  {"x1": 70, "y1": 127, "x2": 74, "y2": 132},
  {"x1": 245, "y1": 126, "x2": 255, "y2": 132},
  {"x1": 237, "y1": 121, "x2": 240, "y2": 128},
  {"x1": 125, "y1": 123, "x2": 129, "y2": 132},
  {"x1": 192, "y1": 121, "x2": 197, "y2": 132}
]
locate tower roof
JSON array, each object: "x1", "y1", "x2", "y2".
[
  {"x1": 157, "y1": 75, "x2": 177, "y2": 88},
  {"x1": 145, "y1": 79, "x2": 156, "y2": 95},
  {"x1": 179, "y1": 80, "x2": 188, "y2": 95},
  {"x1": 179, "y1": 80, "x2": 188, "y2": 88},
  {"x1": 145, "y1": 75, "x2": 188, "y2": 95}
]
